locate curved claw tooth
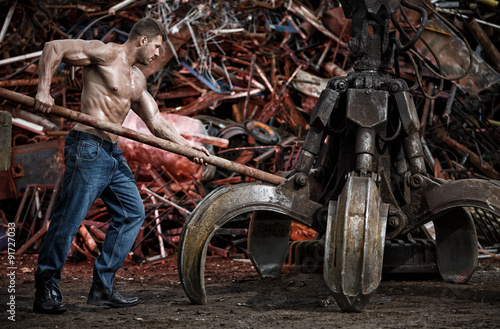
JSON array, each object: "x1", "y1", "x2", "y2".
[
  {"x1": 178, "y1": 181, "x2": 322, "y2": 305},
  {"x1": 248, "y1": 212, "x2": 292, "y2": 279}
]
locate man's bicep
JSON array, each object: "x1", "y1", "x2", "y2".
[{"x1": 131, "y1": 91, "x2": 161, "y2": 126}]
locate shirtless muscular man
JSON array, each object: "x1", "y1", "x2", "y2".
[{"x1": 33, "y1": 17, "x2": 209, "y2": 314}]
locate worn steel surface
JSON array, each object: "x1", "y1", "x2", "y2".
[
  {"x1": 248, "y1": 211, "x2": 292, "y2": 278},
  {"x1": 324, "y1": 175, "x2": 389, "y2": 312},
  {"x1": 433, "y1": 208, "x2": 478, "y2": 283}
]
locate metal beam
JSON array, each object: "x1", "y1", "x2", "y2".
[{"x1": 0, "y1": 87, "x2": 286, "y2": 185}]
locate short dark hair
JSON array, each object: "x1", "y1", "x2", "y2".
[{"x1": 129, "y1": 17, "x2": 167, "y2": 42}]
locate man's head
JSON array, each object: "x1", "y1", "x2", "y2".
[
  {"x1": 129, "y1": 17, "x2": 167, "y2": 42},
  {"x1": 130, "y1": 18, "x2": 166, "y2": 65}
]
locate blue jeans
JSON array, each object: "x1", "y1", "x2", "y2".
[{"x1": 37, "y1": 130, "x2": 145, "y2": 296}]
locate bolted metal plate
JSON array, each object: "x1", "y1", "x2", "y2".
[{"x1": 346, "y1": 89, "x2": 388, "y2": 129}]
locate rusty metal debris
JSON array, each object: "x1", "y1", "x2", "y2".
[
  {"x1": 0, "y1": 0, "x2": 500, "y2": 310},
  {"x1": 175, "y1": 0, "x2": 500, "y2": 313}
]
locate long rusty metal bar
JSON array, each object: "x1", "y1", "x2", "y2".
[{"x1": 0, "y1": 87, "x2": 286, "y2": 185}]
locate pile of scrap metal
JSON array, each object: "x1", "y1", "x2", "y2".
[{"x1": 0, "y1": 0, "x2": 499, "y2": 262}]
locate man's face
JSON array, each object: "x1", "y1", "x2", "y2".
[{"x1": 138, "y1": 35, "x2": 163, "y2": 65}]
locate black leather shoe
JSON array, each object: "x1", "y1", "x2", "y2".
[
  {"x1": 87, "y1": 285, "x2": 139, "y2": 308},
  {"x1": 33, "y1": 271, "x2": 67, "y2": 314}
]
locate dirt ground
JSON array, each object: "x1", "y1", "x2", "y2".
[{"x1": 1, "y1": 253, "x2": 499, "y2": 329}]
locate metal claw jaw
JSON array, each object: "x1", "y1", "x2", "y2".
[
  {"x1": 321, "y1": 173, "x2": 500, "y2": 312},
  {"x1": 433, "y1": 207, "x2": 478, "y2": 284},
  {"x1": 401, "y1": 175, "x2": 500, "y2": 284},
  {"x1": 324, "y1": 174, "x2": 389, "y2": 312},
  {"x1": 177, "y1": 176, "x2": 322, "y2": 305},
  {"x1": 247, "y1": 211, "x2": 293, "y2": 279}
]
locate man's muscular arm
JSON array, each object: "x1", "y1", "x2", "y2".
[
  {"x1": 131, "y1": 89, "x2": 210, "y2": 165},
  {"x1": 35, "y1": 39, "x2": 113, "y2": 113}
]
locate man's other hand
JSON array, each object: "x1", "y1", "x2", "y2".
[{"x1": 191, "y1": 144, "x2": 210, "y2": 166}]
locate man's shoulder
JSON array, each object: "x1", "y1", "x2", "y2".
[
  {"x1": 88, "y1": 40, "x2": 119, "y2": 51},
  {"x1": 84, "y1": 40, "x2": 121, "y2": 63}
]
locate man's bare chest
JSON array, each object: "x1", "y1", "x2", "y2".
[{"x1": 84, "y1": 65, "x2": 144, "y2": 102}]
